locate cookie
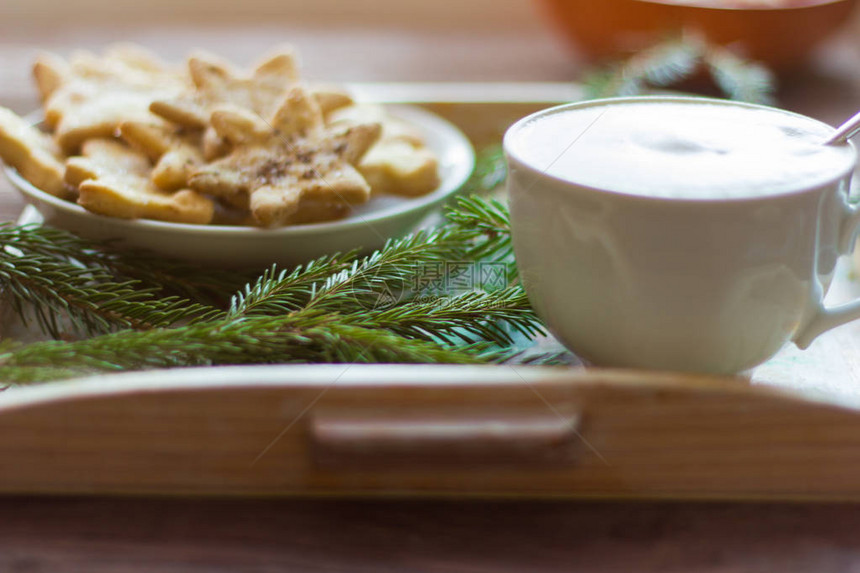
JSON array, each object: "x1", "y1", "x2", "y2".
[
  {"x1": 66, "y1": 139, "x2": 214, "y2": 224},
  {"x1": 102, "y1": 43, "x2": 170, "y2": 76},
  {"x1": 17, "y1": 44, "x2": 441, "y2": 228},
  {"x1": 359, "y1": 139, "x2": 440, "y2": 197},
  {"x1": 43, "y1": 47, "x2": 185, "y2": 154},
  {"x1": 120, "y1": 120, "x2": 204, "y2": 191},
  {"x1": 152, "y1": 49, "x2": 353, "y2": 126},
  {"x1": 188, "y1": 87, "x2": 380, "y2": 227},
  {"x1": 32, "y1": 53, "x2": 70, "y2": 102},
  {"x1": 150, "y1": 49, "x2": 354, "y2": 159},
  {"x1": 64, "y1": 138, "x2": 150, "y2": 187},
  {"x1": 0, "y1": 106, "x2": 70, "y2": 198},
  {"x1": 328, "y1": 104, "x2": 440, "y2": 196}
]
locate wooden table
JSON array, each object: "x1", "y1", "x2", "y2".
[
  {"x1": 1, "y1": 13, "x2": 860, "y2": 571},
  {"x1": 3, "y1": 497, "x2": 860, "y2": 572}
]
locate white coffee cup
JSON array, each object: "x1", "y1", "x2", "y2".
[{"x1": 505, "y1": 96, "x2": 859, "y2": 375}]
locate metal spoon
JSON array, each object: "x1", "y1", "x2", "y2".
[{"x1": 825, "y1": 110, "x2": 860, "y2": 145}]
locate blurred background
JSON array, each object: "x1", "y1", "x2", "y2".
[
  {"x1": 0, "y1": 1, "x2": 566, "y2": 108},
  {"x1": 1, "y1": 0, "x2": 859, "y2": 118}
]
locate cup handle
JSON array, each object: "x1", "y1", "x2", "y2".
[{"x1": 794, "y1": 202, "x2": 860, "y2": 349}]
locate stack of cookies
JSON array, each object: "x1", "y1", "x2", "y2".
[{"x1": 0, "y1": 44, "x2": 440, "y2": 227}]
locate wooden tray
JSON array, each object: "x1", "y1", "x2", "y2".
[{"x1": 2, "y1": 83, "x2": 860, "y2": 500}]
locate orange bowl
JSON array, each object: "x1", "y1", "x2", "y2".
[{"x1": 537, "y1": 0, "x2": 859, "y2": 71}]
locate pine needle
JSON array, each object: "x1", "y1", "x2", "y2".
[
  {"x1": 227, "y1": 252, "x2": 357, "y2": 318},
  {"x1": 582, "y1": 33, "x2": 776, "y2": 105},
  {"x1": 306, "y1": 227, "x2": 472, "y2": 313},
  {"x1": 0, "y1": 234, "x2": 221, "y2": 337},
  {"x1": 0, "y1": 224, "x2": 248, "y2": 304},
  {"x1": 353, "y1": 286, "x2": 545, "y2": 345},
  {"x1": 444, "y1": 195, "x2": 516, "y2": 281},
  {"x1": 461, "y1": 144, "x2": 506, "y2": 195},
  {"x1": 0, "y1": 313, "x2": 489, "y2": 384},
  {"x1": 585, "y1": 34, "x2": 703, "y2": 99},
  {"x1": 705, "y1": 47, "x2": 776, "y2": 106}
]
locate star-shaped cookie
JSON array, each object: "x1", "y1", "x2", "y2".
[
  {"x1": 38, "y1": 46, "x2": 185, "y2": 154},
  {"x1": 150, "y1": 49, "x2": 353, "y2": 160},
  {"x1": 65, "y1": 139, "x2": 214, "y2": 225},
  {"x1": 188, "y1": 86, "x2": 381, "y2": 227},
  {"x1": 150, "y1": 49, "x2": 298, "y2": 128},
  {"x1": 34, "y1": 44, "x2": 168, "y2": 104},
  {"x1": 328, "y1": 104, "x2": 440, "y2": 197}
]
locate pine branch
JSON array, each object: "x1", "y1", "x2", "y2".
[
  {"x1": 309, "y1": 322, "x2": 494, "y2": 364},
  {"x1": 91, "y1": 250, "x2": 252, "y2": 307},
  {"x1": 638, "y1": 36, "x2": 702, "y2": 87},
  {"x1": 350, "y1": 286, "x2": 544, "y2": 345},
  {"x1": 0, "y1": 365, "x2": 90, "y2": 385},
  {"x1": 227, "y1": 252, "x2": 357, "y2": 318},
  {"x1": 0, "y1": 223, "x2": 240, "y2": 338},
  {"x1": 228, "y1": 210, "x2": 532, "y2": 346},
  {"x1": 445, "y1": 195, "x2": 510, "y2": 239},
  {"x1": 705, "y1": 47, "x2": 775, "y2": 106},
  {"x1": 0, "y1": 313, "x2": 490, "y2": 385},
  {"x1": 0, "y1": 224, "x2": 248, "y2": 305},
  {"x1": 444, "y1": 195, "x2": 516, "y2": 282},
  {"x1": 227, "y1": 228, "x2": 471, "y2": 320},
  {"x1": 461, "y1": 144, "x2": 506, "y2": 195},
  {"x1": 306, "y1": 227, "x2": 472, "y2": 312},
  {"x1": 585, "y1": 34, "x2": 703, "y2": 99},
  {"x1": 0, "y1": 247, "x2": 220, "y2": 338},
  {"x1": 582, "y1": 33, "x2": 776, "y2": 105},
  {"x1": 0, "y1": 194, "x2": 545, "y2": 386}
]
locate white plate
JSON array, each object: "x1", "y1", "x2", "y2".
[{"x1": 5, "y1": 105, "x2": 475, "y2": 268}]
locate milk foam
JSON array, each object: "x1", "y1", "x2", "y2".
[{"x1": 510, "y1": 99, "x2": 856, "y2": 199}]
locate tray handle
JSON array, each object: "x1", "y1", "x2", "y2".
[{"x1": 310, "y1": 408, "x2": 583, "y2": 468}]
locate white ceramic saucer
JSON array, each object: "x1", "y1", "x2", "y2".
[{"x1": 6, "y1": 105, "x2": 474, "y2": 269}]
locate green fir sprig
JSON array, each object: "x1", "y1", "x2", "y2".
[
  {"x1": 706, "y1": 48, "x2": 776, "y2": 105},
  {"x1": 305, "y1": 227, "x2": 472, "y2": 314},
  {"x1": 583, "y1": 33, "x2": 776, "y2": 105},
  {"x1": 460, "y1": 144, "x2": 506, "y2": 195},
  {"x1": 0, "y1": 224, "x2": 249, "y2": 304},
  {"x1": 446, "y1": 195, "x2": 514, "y2": 268},
  {"x1": 0, "y1": 314, "x2": 492, "y2": 384},
  {"x1": 0, "y1": 148, "x2": 547, "y2": 386},
  {"x1": 357, "y1": 286, "x2": 541, "y2": 345},
  {"x1": 227, "y1": 252, "x2": 358, "y2": 318},
  {"x1": 0, "y1": 225, "x2": 225, "y2": 337}
]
